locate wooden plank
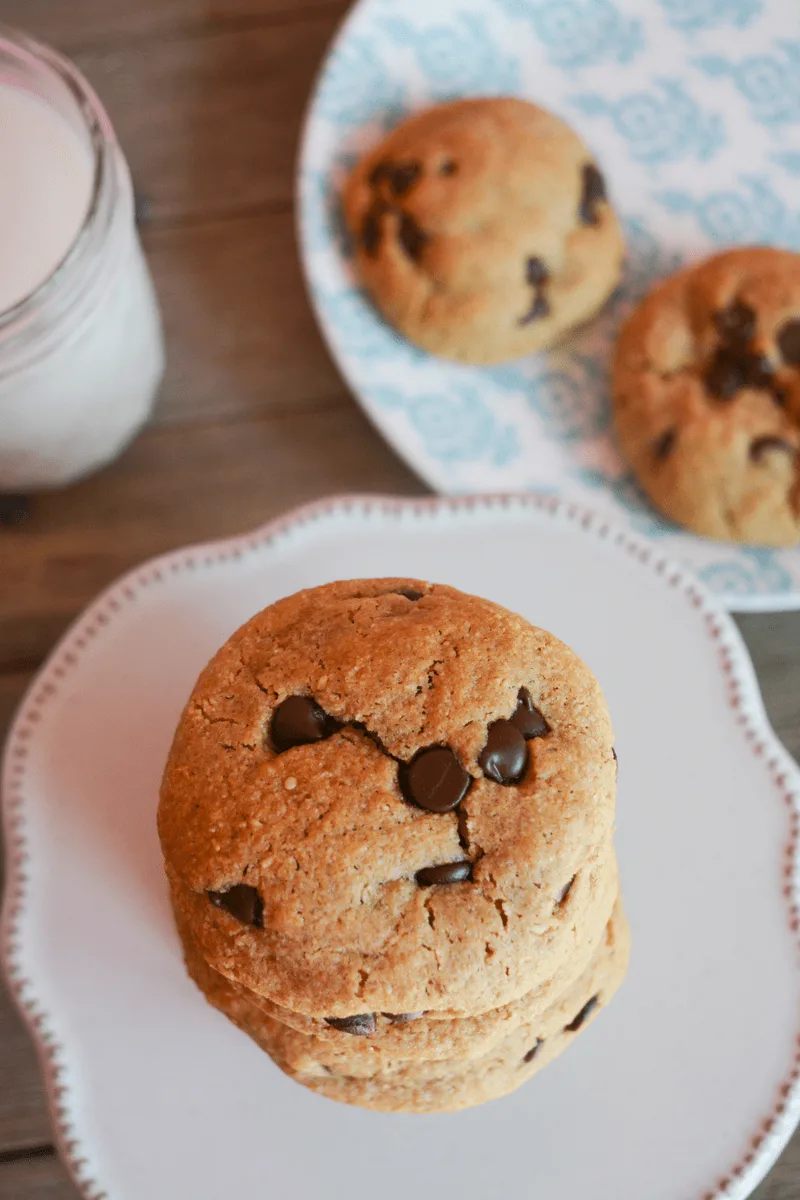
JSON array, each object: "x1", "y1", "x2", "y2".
[
  {"x1": 1, "y1": 0, "x2": 348, "y2": 54},
  {"x1": 0, "y1": 1152, "x2": 77, "y2": 1200},
  {"x1": 0, "y1": 987, "x2": 52, "y2": 1156},
  {"x1": 143, "y1": 212, "x2": 346, "y2": 428},
  {"x1": 755, "y1": 1134, "x2": 800, "y2": 1199},
  {"x1": 0, "y1": 407, "x2": 424, "y2": 673},
  {"x1": 68, "y1": 14, "x2": 343, "y2": 224},
  {"x1": 735, "y1": 614, "x2": 800, "y2": 763}
]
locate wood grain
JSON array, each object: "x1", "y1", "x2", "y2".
[
  {"x1": 143, "y1": 212, "x2": 347, "y2": 428},
  {"x1": 0, "y1": 407, "x2": 423, "y2": 672},
  {"x1": 0, "y1": 1152, "x2": 77, "y2": 1200},
  {"x1": 71, "y1": 14, "x2": 343, "y2": 223},
  {"x1": 1, "y1": 0, "x2": 348, "y2": 54}
]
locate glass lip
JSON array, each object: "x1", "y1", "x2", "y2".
[{"x1": 0, "y1": 23, "x2": 114, "y2": 330}]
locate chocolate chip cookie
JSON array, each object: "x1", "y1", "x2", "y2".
[
  {"x1": 343, "y1": 98, "x2": 625, "y2": 364},
  {"x1": 613, "y1": 247, "x2": 800, "y2": 546},
  {"x1": 183, "y1": 893, "x2": 630, "y2": 1113},
  {"x1": 159, "y1": 580, "x2": 618, "y2": 1020}
]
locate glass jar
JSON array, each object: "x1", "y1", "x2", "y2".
[{"x1": 0, "y1": 25, "x2": 165, "y2": 491}]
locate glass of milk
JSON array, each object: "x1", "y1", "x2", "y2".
[{"x1": 0, "y1": 25, "x2": 165, "y2": 491}]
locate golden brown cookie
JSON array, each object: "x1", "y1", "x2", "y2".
[
  {"x1": 185, "y1": 895, "x2": 630, "y2": 1113},
  {"x1": 613, "y1": 247, "x2": 800, "y2": 546},
  {"x1": 343, "y1": 98, "x2": 625, "y2": 364},
  {"x1": 159, "y1": 580, "x2": 617, "y2": 1018},
  {"x1": 175, "y1": 840, "x2": 618, "y2": 1063}
]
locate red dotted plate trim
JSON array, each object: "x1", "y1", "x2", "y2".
[{"x1": 1, "y1": 492, "x2": 799, "y2": 1200}]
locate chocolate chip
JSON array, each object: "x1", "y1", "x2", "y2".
[
  {"x1": 714, "y1": 301, "x2": 756, "y2": 345},
  {"x1": 654, "y1": 428, "x2": 677, "y2": 460},
  {"x1": 565, "y1": 995, "x2": 599, "y2": 1033},
  {"x1": 579, "y1": 163, "x2": 606, "y2": 226},
  {"x1": 439, "y1": 160, "x2": 458, "y2": 176},
  {"x1": 557, "y1": 876, "x2": 576, "y2": 905},
  {"x1": 271, "y1": 696, "x2": 339, "y2": 753},
  {"x1": 399, "y1": 747, "x2": 471, "y2": 813},
  {"x1": 479, "y1": 720, "x2": 529, "y2": 785},
  {"x1": 361, "y1": 209, "x2": 383, "y2": 257},
  {"x1": 398, "y1": 213, "x2": 428, "y2": 262},
  {"x1": 744, "y1": 352, "x2": 774, "y2": 389},
  {"x1": 0, "y1": 494, "x2": 30, "y2": 526},
  {"x1": 612, "y1": 746, "x2": 618, "y2": 775},
  {"x1": 523, "y1": 1038, "x2": 543, "y2": 1064},
  {"x1": 390, "y1": 162, "x2": 421, "y2": 196},
  {"x1": 511, "y1": 689, "x2": 549, "y2": 740},
  {"x1": 395, "y1": 588, "x2": 423, "y2": 601},
  {"x1": 777, "y1": 318, "x2": 800, "y2": 365},
  {"x1": 368, "y1": 161, "x2": 391, "y2": 187},
  {"x1": 526, "y1": 257, "x2": 549, "y2": 286},
  {"x1": 383, "y1": 1012, "x2": 425, "y2": 1024},
  {"x1": 750, "y1": 436, "x2": 796, "y2": 463},
  {"x1": 208, "y1": 885, "x2": 263, "y2": 928},
  {"x1": 325, "y1": 1014, "x2": 377, "y2": 1037},
  {"x1": 705, "y1": 348, "x2": 749, "y2": 399},
  {"x1": 519, "y1": 293, "x2": 551, "y2": 326},
  {"x1": 415, "y1": 861, "x2": 473, "y2": 887}
]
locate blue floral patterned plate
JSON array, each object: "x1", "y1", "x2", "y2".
[{"x1": 297, "y1": 0, "x2": 800, "y2": 612}]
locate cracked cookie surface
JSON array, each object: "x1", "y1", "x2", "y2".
[
  {"x1": 183, "y1": 893, "x2": 630, "y2": 1113},
  {"x1": 613, "y1": 247, "x2": 800, "y2": 546},
  {"x1": 158, "y1": 579, "x2": 617, "y2": 1017},
  {"x1": 343, "y1": 98, "x2": 625, "y2": 365}
]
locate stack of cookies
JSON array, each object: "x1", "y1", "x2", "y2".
[{"x1": 158, "y1": 580, "x2": 628, "y2": 1113}]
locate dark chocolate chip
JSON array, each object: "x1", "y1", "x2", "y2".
[
  {"x1": 519, "y1": 293, "x2": 551, "y2": 326},
  {"x1": 395, "y1": 588, "x2": 423, "y2": 601},
  {"x1": 511, "y1": 689, "x2": 549, "y2": 740},
  {"x1": 415, "y1": 861, "x2": 473, "y2": 887},
  {"x1": 713, "y1": 300, "x2": 756, "y2": 345},
  {"x1": 208, "y1": 885, "x2": 263, "y2": 928},
  {"x1": 750, "y1": 436, "x2": 796, "y2": 463},
  {"x1": 271, "y1": 696, "x2": 339, "y2": 752},
  {"x1": 479, "y1": 719, "x2": 529, "y2": 785},
  {"x1": 383, "y1": 1012, "x2": 425, "y2": 1024},
  {"x1": 777, "y1": 318, "x2": 800, "y2": 365},
  {"x1": 557, "y1": 876, "x2": 576, "y2": 906},
  {"x1": 398, "y1": 213, "x2": 428, "y2": 262},
  {"x1": 368, "y1": 161, "x2": 391, "y2": 187},
  {"x1": 439, "y1": 160, "x2": 458, "y2": 176},
  {"x1": 612, "y1": 746, "x2": 618, "y2": 775},
  {"x1": 579, "y1": 163, "x2": 606, "y2": 226},
  {"x1": 654, "y1": 428, "x2": 677, "y2": 460},
  {"x1": 361, "y1": 209, "x2": 383, "y2": 257},
  {"x1": 565, "y1": 995, "x2": 599, "y2": 1033},
  {"x1": 390, "y1": 162, "x2": 421, "y2": 196},
  {"x1": 325, "y1": 1014, "x2": 377, "y2": 1037},
  {"x1": 526, "y1": 257, "x2": 549, "y2": 286},
  {"x1": 744, "y1": 352, "x2": 774, "y2": 389},
  {"x1": 399, "y1": 746, "x2": 471, "y2": 813},
  {"x1": 705, "y1": 348, "x2": 749, "y2": 399},
  {"x1": 523, "y1": 1038, "x2": 544, "y2": 1064},
  {"x1": 0, "y1": 494, "x2": 30, "y2": 526}
]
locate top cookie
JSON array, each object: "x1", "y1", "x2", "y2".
[
  {"x1": 158, "y1": 580, "x2": 616, "y2": 1018},
  {"x1": 343, "y1": 98, "x2": 625, "y2": 365},
  {"x1": 613, "y1": 247, "x2": 800, "y2": 546}
]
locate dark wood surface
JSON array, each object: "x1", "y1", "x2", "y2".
[{"x1": 0, "y1": 2, "x2": 798, "y2": 1195}]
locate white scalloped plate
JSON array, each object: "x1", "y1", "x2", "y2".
[
  {"x1": 297, "y1": 0, "x2": 800, "y2": 611},
  {"x1": 2, "y1": 494, "x2": 800, "y2": 1200}
]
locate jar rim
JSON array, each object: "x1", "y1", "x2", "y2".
[{"x1": 0, "y1": 24, "x2": 114, "y2": 330}]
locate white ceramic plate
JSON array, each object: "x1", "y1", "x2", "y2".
[
  {"x1": 297, "y1": 0, "x2": 800, "y2": 611},
  {"x1": 2, "y1": 494, "x2": 800, "y2": 1200}
]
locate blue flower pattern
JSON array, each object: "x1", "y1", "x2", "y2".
[
  {"x1": 495, "y1": 0, "x2": 643, "y2": 68},
  {"x1": 657, "y1": 0, "x2": 762, "y2": 32},
  {"x1": 378, "y1": 14, "x2": 520, "y2": 96},
  {"x1": 655, "y1": 176, "x2": 800, "y2": 247},
  {"x1": 300, "y1": 0, "x2": 800, "y2": 606},
  {"x1": 570, "y1": 79, "x2": 724, "y2": 166},
  {"x1": 694, "y1": 42, "x2": 800, "y2": 130}
]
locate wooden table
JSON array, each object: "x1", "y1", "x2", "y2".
[{"x1": 0, "y1": 2, "x2": 798, "y2": 1195}]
